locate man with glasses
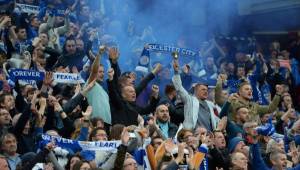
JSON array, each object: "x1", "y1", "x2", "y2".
[{"x1": 89, "y1": 127, "x2": 107, "y2": 141}]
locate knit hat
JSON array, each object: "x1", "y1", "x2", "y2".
[{"x1": 228, "y1": 137, "x2": 244, "y2": 153}]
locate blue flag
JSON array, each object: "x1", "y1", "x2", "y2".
[{"x1": 9, "y1": 69, "x2": 44, "y2": 81}]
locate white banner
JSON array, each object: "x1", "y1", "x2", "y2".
[
  {"x1": 53, "y1": 73, "x2": 85, "y2": 84},
  {"x1": 16, "y1": 3, "x2": 39, "y2": 14}
]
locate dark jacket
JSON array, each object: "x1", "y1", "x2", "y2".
[
  {"x1": 53, "y1": 51, "x2": 85, "y2": 71},
  {"x1": 113, "y1": 144, "x2": 127, "y2": 170},
  {"x1": 208, "y1": 148, "x2": 230, "y2": 170},
  {"x1": 22, "y1": 148, "x2": 50, "y2": 170},
  {"x1": 219, "y1": 102, "x2": 246, "y2": 140},
  {"x1": 14, "y1": 104, "x2": 37, "y2": 154},
  {"x1": 107, "y1": 79, "x2": 159, "y2": 126},
  {"x1": 159, "y1": 95, "x2": 184, "y2": 126},
  {"x1": 157, "y1": 121, "x2": 178, "y2": 139},
  {"x1": 110, "y1": 60, "x2": 155, "y2": 97}
]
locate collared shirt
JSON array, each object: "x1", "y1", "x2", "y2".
[
  {"x1": 157, "y1": 121, "x2": 169, "y2": 139},
  {"x1": 5, "y1": 154, "x2": 21, "y2": 170}
]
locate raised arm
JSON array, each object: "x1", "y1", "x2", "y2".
[
  {"x1": 87, "y1": 46, "x2": 103, "y2": 84},
  {"x1": 171, "y1": 60, "x2": 189, "y2": 104},
  {"x1": 56, "y1": 9, "x2": 71, "y2": 36},
  {"x1": 135, "y1": 63, "x2": 161, "y2": 96},
  {"x1": 38, "y1": 15, "x2": 55, "y2": 34},
  {"x1": 107, "y1": 68, "x2": 124, "y2": 108},
  {"x1": 251, "y1": 133, "x2": 269, "y2": 170},
  {"x1": 108, "y1": 47, "x2": 121, "y2": 79},
  {"x1": 215, "y1": 74, "x2": 227, "y2": 106},
  {"x1": 257, "y1": 85, "x2": 282, "y2": 116}
]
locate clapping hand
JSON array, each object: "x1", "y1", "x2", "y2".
[
  {"x1": 121, "y1": 127, "x2": 130, "y2": 145},
  {"x1": 217, "y1": 116, "x2": 227, "y2": 131},
  {"x1": 82, "y1": 106, "x2": 92, "y2": 120}
]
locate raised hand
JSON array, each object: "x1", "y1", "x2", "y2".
[
  {"x1": 64, "y1": 8, "x2": 71, "y2": 16},
  {"x1": 53, "y1": 101, "x2": 63, "y2": 113},
  {"x1": 152, "y1": 63, "x2": 162, "y2": 75},
  {"x1": 88, "y1": 50, "x2": 96, "y2": 60},
  {"x1": 182, "y1": 64, "x2": 189, "y2": 74},
  {"x1": 186, "y1": 146, "x2": 195, "y2": 169},
  {"x1": 39, "y1": 97, "x2": 47, "y2": 108},
  {"x1": 43, "y1": 72, "x2": 53, "y2": 86},
  {"x1": 45, "y1": 142, "x2": 56, "y2": 151},
  {"x1": 36, "y1": 115, "x2": 46, "y2": 128},
  {"x1": 228, "y1": 93, "x2": 239, "y2": 103},
  {"x1": 217, "y1": 116, "x2": 227, "y2": 131},
  {"x1": 74, "y1": 83, "x2": 81, "y2": 95},
  {"x1": 137, "y1": 114, "x2": 144, "y2": 128},
  {"x1": 175, "y1": 142, "x2": 187, "y2": 164},
  {"x1": 23, "y1": 51, "x2": 32, "y2": 63},
  {"x1": 173, "y1": 60, "x2": 180, "y2": 73},
  {"x1": 32, "y1": 37, "x2": 42, "y2": 48},
  {"x1": 82, "y1": 106, "x2": 92, "y2": 120},
  {"x1": 99, "y1": 45, "x2": 106, "y2": 55},
  {"x1": 89, "y1": 30, "x2": 97, "y2": 41},
  {"x1": 0, "y1": 16, "x2": 11, "y2": 27},
  {"x1": 217, "y1": 74, "x2": 227, "y2": 83},
  {"x1": 121, "y1": 127, "x2": 130, "y2": 145},
  {"x1": 200, "y1": 132, "x2": 209, "y2": 145},
  {"x1": 151, "y1": 84, "x2": 159, "y2": 99},
  {"x1": 164, "y1": 139, "x2": 176, "y2": 154},
  {"x1": 289, "y1": 108, "x2": 296, "y2": 118},
  {"x1": 107, "y1": 68, "x2": 114, "y2": 81},
  {"x1": 82, "y1": 79, "x2": 96, "y2": 96},
  {"x1": 147, "y1": 114, "x2": 157, "y2": 126},
  {"x1": 31, "y1": 90, "x2": 40, "y2": 113},
  {"x1": 289, "y1": 141, "x2": 300, "y2": 164},
  {"x1": 108, "y1": 47, "x2": 119, "y2": 63}
]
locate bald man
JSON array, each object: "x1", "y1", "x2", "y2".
[{"x1": 154, "y1": 104, "x2": 178, "y2": 138}]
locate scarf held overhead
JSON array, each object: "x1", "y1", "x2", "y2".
[
  {"x1": 135, "y1": 43, "x2": 198, "y2": 73},
  {"x1": 9, "y1": 69, "x2": 85, "y2": 84},
  {"x1": 40, "y1": 134, "x2": 121, "y2": 153}
]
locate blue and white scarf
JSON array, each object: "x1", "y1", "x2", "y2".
[
  {"x1": 8, "y1": 69, "x2": 85, "y2": 85},
  {"x1": 135, "y1": 43, "x2": 198, "y2": 73},
  {"x1": 40, "y1": 134, "x2": 121, "y2": 153}
]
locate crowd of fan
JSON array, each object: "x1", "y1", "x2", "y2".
[{"x1": 0, "y1": 0, "x2": 300, "y2": 170}]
